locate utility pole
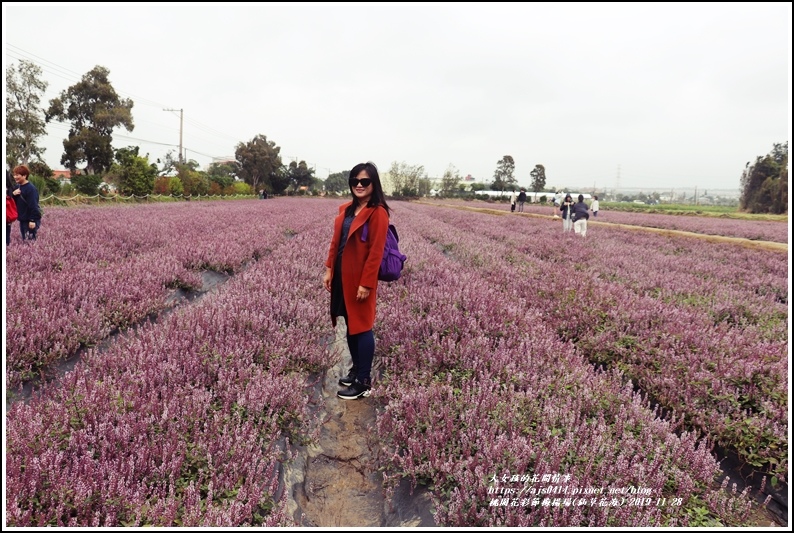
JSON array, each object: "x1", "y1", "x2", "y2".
[{"x1": 163, "y1": 108, "x2": 184, "y2": 163}]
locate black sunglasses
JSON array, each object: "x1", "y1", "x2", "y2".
[{"x1": 349, "y1": 178, "x2": 373, "y2": 188}]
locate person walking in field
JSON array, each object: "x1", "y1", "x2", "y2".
[
  {"x1": 573, "y1": 194, "x2": 590, "y2": 237},
  {"x1": 560, "y1": 193, "x2": 574, "y2": 233},
  {"x1": 323, "y1": 161, "x2": 391, "y2": 400},
  {"x1": 509, "y1": 190, "x2": 517, "y2": 212},
  {"x1": 517, "y1": 188, "x2": 527, "y2": 212},
  {"x1": 591, "y1": 195, "x2": 599, "y2": 217},
  {"x1": 6, "y1": 170, "x2": 18, "y2": 246},
  {"x1": 11, "y1": 165, "x2": 41, "y2": 241}
]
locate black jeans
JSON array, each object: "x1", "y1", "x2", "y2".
[
  {"x1": 19, "y1": 219, "x2": 40, "y2": 241},
  {"x1": 347, "y1": 329, "x2": 375, "y2": 383}
]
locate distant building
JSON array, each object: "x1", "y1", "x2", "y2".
[{"x1": 52, "y1": 169, "x2": 78, "y2": 185}]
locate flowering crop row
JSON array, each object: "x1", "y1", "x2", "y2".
[
  {"x1": 386, "y1": 203, "x2": 787, "y2": 483},
  {"x1": 5, "y1": 199, "x2": 780, "y2": 526},
  {"x1": 5, "y1": 200, "x2": 328, "y2": 388},
  {"x1": 434, "y1": 199, "x2": 789, "y2": 243},
  {"x1": 5, "y1": 204, "x2": 341, "y2": 526}
]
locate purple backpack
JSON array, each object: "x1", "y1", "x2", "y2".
[{"x1": 361, "y1": 222, "x2": 407, "y2": 282}]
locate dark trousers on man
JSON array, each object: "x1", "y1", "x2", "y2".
[{"x1": 19, "y1": 219, "x2": 39, "y2": 241}]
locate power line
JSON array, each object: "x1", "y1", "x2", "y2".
[
  {"x1": 6, "y1": 45, "x2": 231, "y2": 152},
  {"x1": 6, "y1": 44, "x2": 339, "y2": 175},
  {"x1": 182, "y1": 116, "x2": 241, "y2": 144},
  {"x1": 6, "y1": 44, "x2": 171, "y2": 110}
]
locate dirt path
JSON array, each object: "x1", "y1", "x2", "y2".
[
  {"x1": 418, "y1": 201, "x2": 788, "y2": 253},
  {"x1": 284, "y1": 320, "x2": 435, "y2": 527}
]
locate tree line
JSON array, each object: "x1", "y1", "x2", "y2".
[
  {"x1": 5, "y1": 61, "x2": 326, "y2": 198},
  {"x1": 5, "y1": 59, "x2": 551, "y2": 200},
  {"x1": 11, "y1": 59, "x2": 781, "y2": 207}
]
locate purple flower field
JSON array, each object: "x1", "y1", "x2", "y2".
[
  {"x1": 434, "y1": 198, "x2": 789, "y2": 243},
  {"x1": 5, "y1": 198, "x2": 787, "y2": 526},
  {"x1": 5, "y1": 201, "x2": 323, "y2": 387}
]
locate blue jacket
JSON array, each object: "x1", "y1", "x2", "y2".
[
  {"x1": 572, "y1": 201, "x2": 589, "y2": 221},
  {"x1": 14, "y1": 182, "x2": 41, "y2": 222}
]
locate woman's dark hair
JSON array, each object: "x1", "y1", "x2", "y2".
[
  {"x1": 345, "y1": 161, "x2": 391, "y2": 217},
  {"x1": 578, "y1": 194, "x2": 584, "y2": 202}
]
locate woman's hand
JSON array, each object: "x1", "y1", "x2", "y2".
[
  {"x1": 323, "y1": 267, "x2": 332, "y2": 292},
  {"x1": 356, "y1": 286, "x2": 370, "y2": 301}
]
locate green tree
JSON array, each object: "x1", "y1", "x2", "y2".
[
  {"x1": 387, "y1": 161, "x2": 426, "y2": 198},
  {"x1": 109, "y1": 146, "x2": 158, "y2": 196},
  {"x1": 167, "y1": 177, "x2": 184, "y2": 196},
  {"x1": 740, "y1": 142, "x2": 788, "y2": 214},
  {"x1": 157, "y1": 150, "x2": 180, "y2": 176},
  {"x1": 530, "y1": 164, "x2": 546, "y2": 192},
  {"x1": 492, "y1": 155, "x2": 516, "y2": 192},
  {"x1": 175, "y1": 160, "x2": 209, "y2": 196},
  {"x1": 324, "y1": 170, "x2": 349, "y2": 193},
  {"x1": 6, "y1": 59, "x2": 49, "y2": 168},
  {"x1": 230, "y1": 181, "x2": 252, "y2": 195},
  {"x1": 235, "y1": 134, "x2": 283, "y2": 193},
  {"x1": 42, "y1": 176, "x2": 61, "y2": 195},
  {"x1": 27, "y1": 160, "x2": 53, "y2": 179},
  {"x1": 72, "y1": 174, "x2": 104, "y2": 195},
  {"x1": 28, "y1": 175, "x2": 48, "y2": 198},
  {"x1": 270, "y1": 167, "x2": 292, "y2": 195},
  {"x1": 440, "y1": 164, "x2": 461, "y2": 197},
  {"x1": 207, "y1": 160, "x2": 238, "y2": 189},
  {"x1": 46, "y1": 65, "x2": 134, "y2": 175},
  {"x1": 310, "y1": 176, "x2": 324, "y2": 191},
  {"x1": 286, "y1": 160, "x2": 315, "y2": 191},
  {"x1": 27, "y1": 159, "x2": 59, "y2": 195}
]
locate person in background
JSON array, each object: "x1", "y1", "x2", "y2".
[
  {"x1": 323, "y1": 161, "x2": 390, "y2": 400},
  {"x1": 6, "y1": 170, "x2": 17, "y2": 246},
  {"x1": 517, "y1": 188, "x2": 527, "y2": 212},
  {"x1": 591, "y1": 195, "x2": 599, "y2": 217},
  {"x1": 560, "y1": 193, "x2": 574, "y2": 233},
  {"x1": 509, "y1": 189, "x2": 517, "y2": 212},
  {"x1": 12, "y1": 165, "x2": 41, "y2": 241},
  {"x1": 573, "y1": 194, "x2": 590, "y2": 237}
]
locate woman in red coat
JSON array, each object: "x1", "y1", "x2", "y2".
[{"x1": 323, "y1": 161, "x2": 391, "y2": 399}]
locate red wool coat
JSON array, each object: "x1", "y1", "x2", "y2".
[{"x1": 325, "y1": 202, "x2": 389, "y2": 335}]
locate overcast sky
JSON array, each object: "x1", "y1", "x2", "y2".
[{"x1": 3, "y1": 2, "x2": 791, "y2": 191}]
